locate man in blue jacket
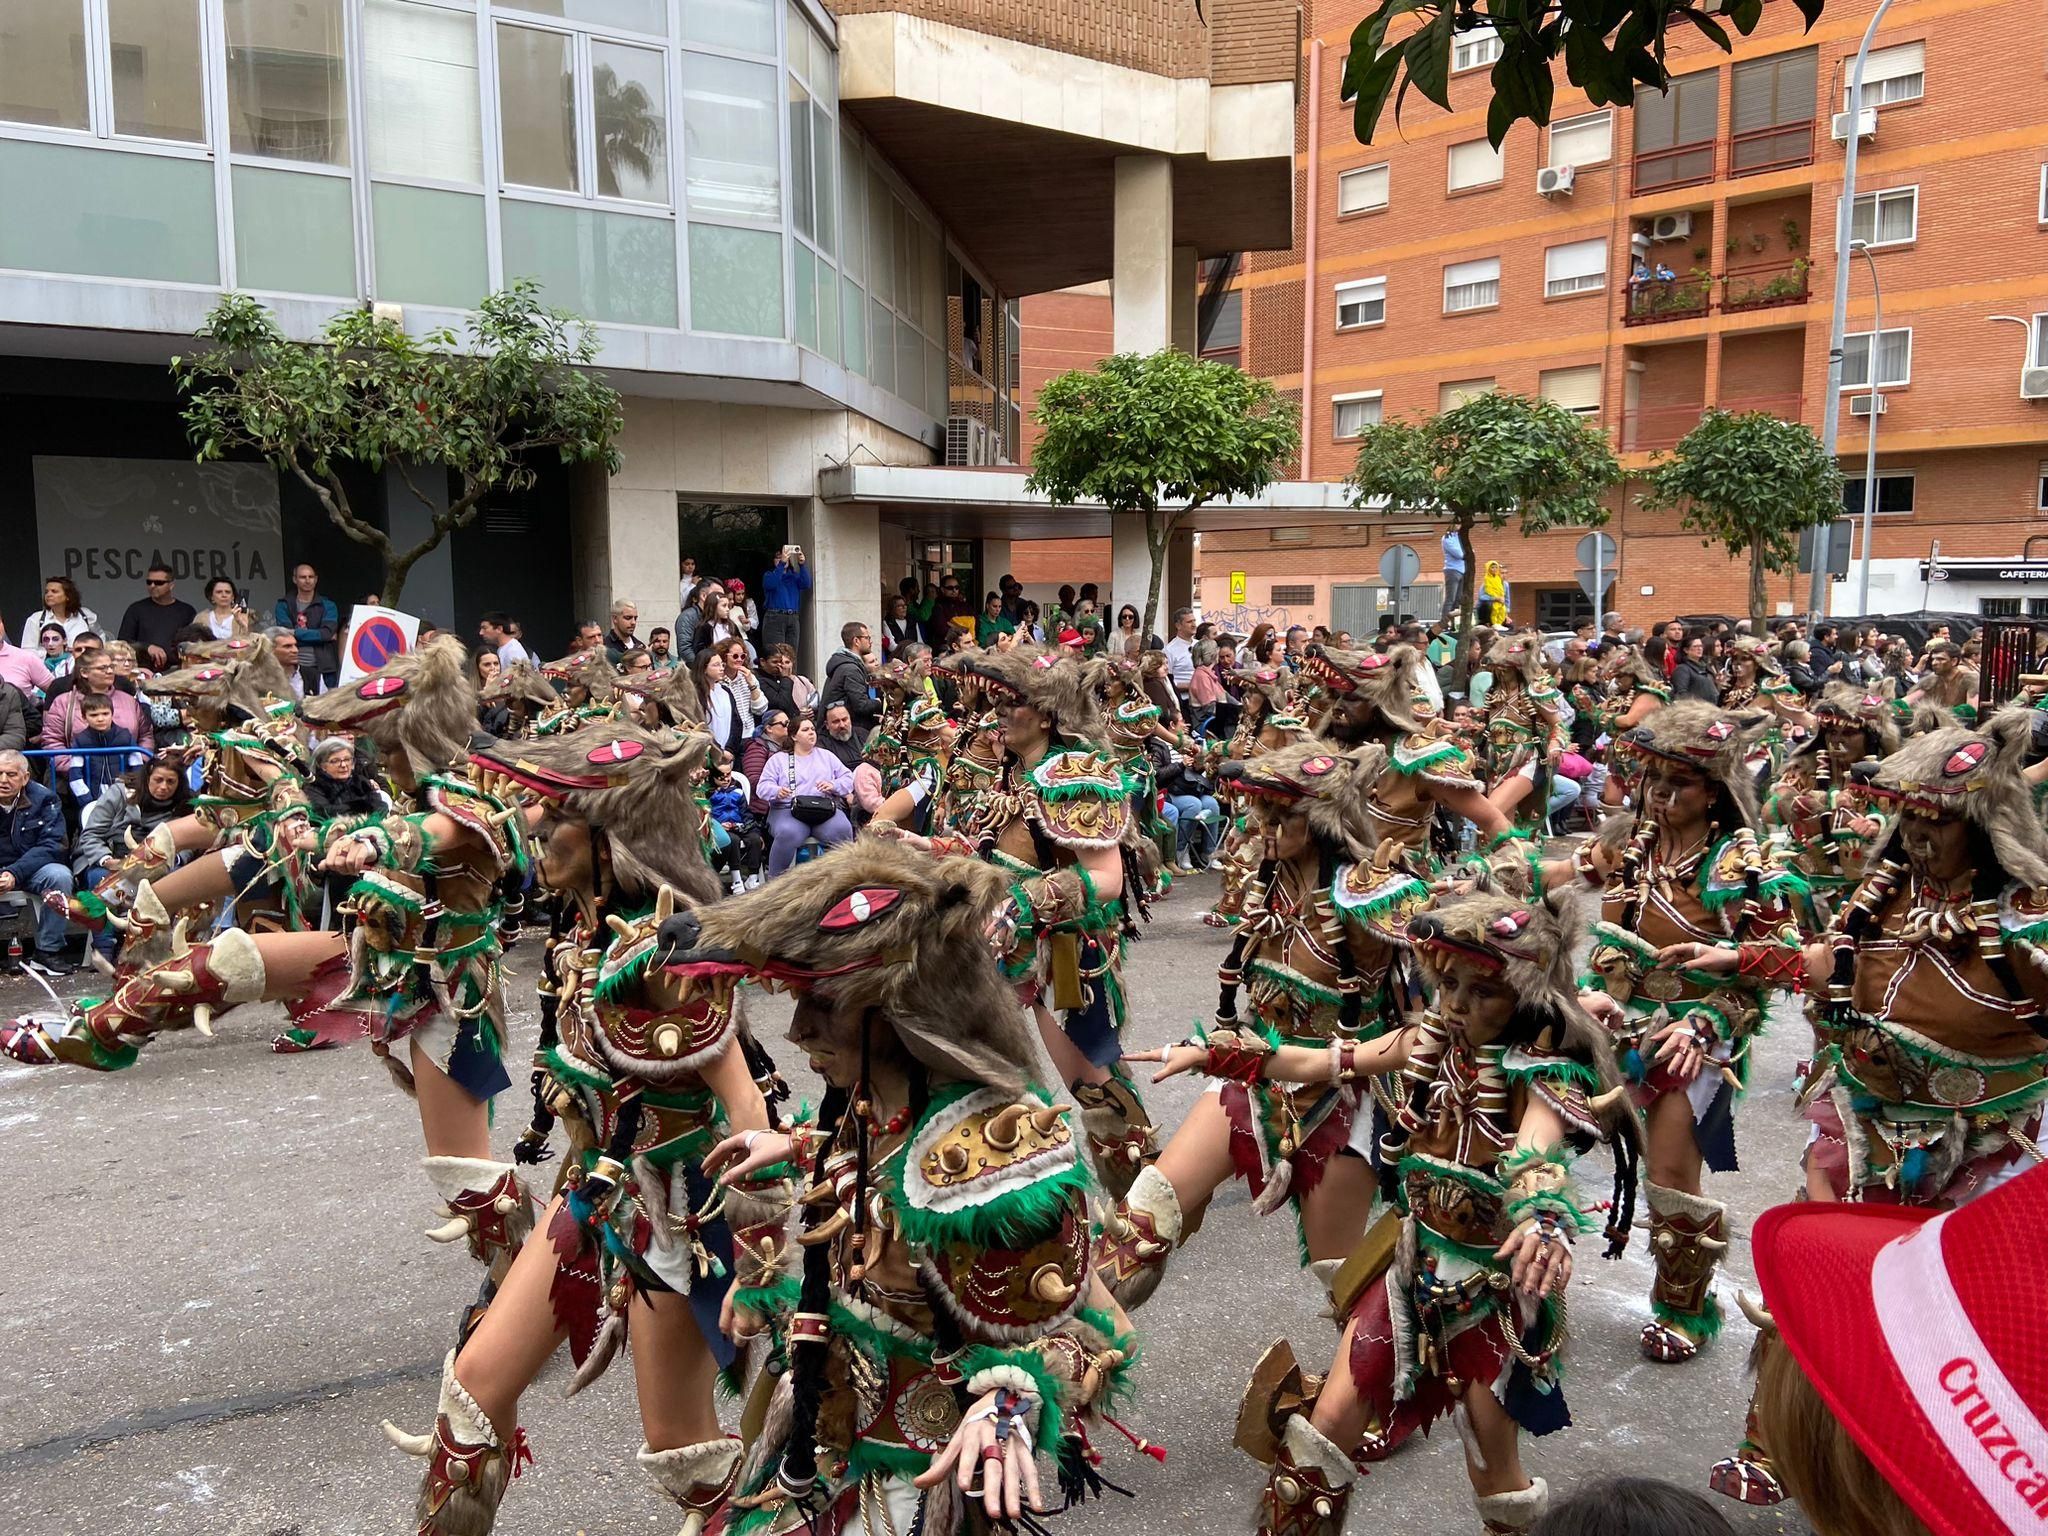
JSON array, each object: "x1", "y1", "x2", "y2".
[
  {"x1": 760, "y1": 545, "x2": 811, "y2": 661},
  {"x1": 0, "y1": 751, "x2": 74, "y2": 973},
  {"x1": 274, "y1": 563, "x2": 340, "y2": 695}
]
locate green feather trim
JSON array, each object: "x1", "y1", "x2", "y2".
[
  {"x1": 828, "y1": 1299, "x2": 929, "y2": 1364},
  {"x1": 1389, "y1": 737, "x2": 1466, "y2": 776},
  {"x1": 591, "y1": 943, "x2": 657, "y2": 1004},
  {"x1": 1652, "y1": 1291, "x2": 1724, "y2": 1341},
  {"x1": 1497, "y1": 1142, "x2": 1575, "y2": 1178},
  {"x1": 960, "y1": 1343, "x2": 1067, "y2": 1449},
  {"x1": 1398, "y1": 1152, "x2": 1504, "y2": 1201},
  {"x1": 348, "y1": 872, "x2": 426, "y2": 913},
  {"x1": 1498, "y1": 1052, "x2": 1600, "y2": 1093},
  {"x1": 1243, "y1": 957, "x2": 1344, "y2": 1008},
  {"x1": 734, "y1": 1275, "x2": 802, "y2": 1321},
  {"x1": 846, "y1": 1437, "x2": 932, "y2": 1483},
  {"x1": 717, "y1": 1354, "x2": 747, "y2": 1400},
  {"x1": 888, "y1": 1136, "x2": 1092, "y2": 1254}
]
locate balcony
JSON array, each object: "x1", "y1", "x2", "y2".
[
  {"x1": 1728, "y1": 120, "x2": 1815, "y2": 177},
  {"x1": 1632, "y1": 139, "x2": 1717, "y2": 196},
  {"x1": 1718, "y1": 258, "x2": 1814, "y2": 315},
  {"x1": 1620, "y1": 393, "x2": 1806, "y2": 452},
  {"x1": 1624, "y1": 271, "x2": 1713, "y2": 326}
]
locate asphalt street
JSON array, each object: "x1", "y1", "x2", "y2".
[{"x1": 0, "y1": 876, "x2": 1816, "y2": 1535}]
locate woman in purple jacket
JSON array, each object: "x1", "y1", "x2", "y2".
[{"x1": 755, "y1": 712, "x2": 855, "y2": 875}]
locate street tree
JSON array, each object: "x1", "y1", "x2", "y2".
[
  {"x1": 1639, "y1": 407, "x2": 1844, "y2": 629},
  {"x1": 1026, "y1": 350, "x2": 1300, "y2": 641},
  {"x1": 1343, "y1": 0, "x2": 1828, "y2": 149},
  {"x1": 1344, "y1": 390, "x2": 1621, "y2": 637},
  {"x1": 172, "y1": 280, "x2": 623, "y2": 607}
]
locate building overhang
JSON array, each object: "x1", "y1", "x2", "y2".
[
  {"x1": 837, "y1": 13, "x2": 1294, "y2": 294},
  {"x1": 818, "y1": 460, "x2": 1358, "y2": 537}
]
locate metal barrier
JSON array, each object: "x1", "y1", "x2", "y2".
[{"x1": 19, "y1": 745, "x2": 155, "y2": 791}]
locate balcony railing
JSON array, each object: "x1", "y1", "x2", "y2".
[
  {"x1": 1728, "y1": 119, "x2": 1816, "y2": 177},
  {"x1": 1631, "y1": 138, "x2": 1717, "y2": 195},
  {"x1": 1620, "y1": 393, "x2": 1806, "y2": 452},
  {"x1": 1719, "y1": 258, "x2": 1814, "y2": 315},
  {"x1": 1624, "y1": 272, "x2": 1713, "y2": 326}
]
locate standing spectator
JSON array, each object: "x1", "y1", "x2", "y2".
[
  {"x1": 275, "y1": 564, "x2": 339, "y2": 693},
  {"x1": 0, "y1": 749, "x2": 75, "y2": 973},
  {"x1": 478, "y1": 611, "x2": 531, "y2": 669},
  {"x1": 0, "y1": 616, "x2": 54, "y2": 702},
  {"x1": 41, "y1": 633, "x2": 103, "y2": 708},
  {"x1": 975, "y1": 591, "x2": 1014, "y2": 646},
  {"x1": 1017, "y1": 601, "x2": 1044, "y2": 645},
  {"x1": 570, "y1": 619, "x2": 605, "y2": 655},
  {"x1": 19, "y1": 577, "x2": 98, "y2": 649},
  {"x1": 818, "y1": 700, "x2": 867, "y2": 772},
  {"x1": 710, "y1": 585, "x2": 754, "y2": 656},
  {"x1": 1660, "y1": 619, "x2": 1686, "y2": 678},
  {"x1": 919, "y1": 572, "x2": 976, "y2": 641},
  {"x1": 879, "y1": 593, "x2": 919, "y2": 659},
  {"x1": 42, "y1": 650, "x2": 150, "y2": 759},
  {"x1": 1112, "y1": 604, "x2": 1144, "y2": 657},
  {"x1": 1163, "y1": 608, "x2": 1198, "y2": 714},
  {"x1": 723, "y1": 578, "x2": 760, "y2": 643},
  {"x1": 36, "y1": 623, "x2": 70, "y2": 681},
  {"x1": 1477, "y1": 560, "x2": 1510, "y2": 625},
  {"x1": 264, "y1": 628, "x2": 307, "y2": 700},
  {"x1": 755, "y1": 643, "x2": 816, "y2": 722},
  {"x1": 719, "y1": 638, "x2": 767, "y2": 738},
  {"x1": 820, "y1": 621, "x2": 880, "y2": 726},
  {"x1": 673, "y1": 581, "x2": 725, "y2": 661},
  {"x1": 759, "y1": 544, "x2": 811, "y2": 658},
  {"x1": 201, "y1": 577, "x2": 249, "y2": 640},
  {"x1": 646, "y1": 627, "x2": 674, "y2": 675},
  {"x1": 757, "y1": 714, "x2": 856, "y2": 876},
  {"x1": 602, "y1": 599, "x2": 645, "y2": 664},
  {"x1": 1440, "y1": 528, "x2": 1468, "y2": 618},
  {"x1": 1670, "y1": 635, "x2": 1721, "y2": 703},
  {"x1": 116, "y1": 565, "x2": 193, "y2": 671},
  {"x1": 692, "y1": 649, "x2": 745, "y2": 758},
  {"x1": 675, "y1": 553, "x2": 698, "y2": 613}
]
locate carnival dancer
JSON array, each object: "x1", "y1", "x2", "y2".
[
  {"x1": 478, "y1": 660, "x2": 563, "y2": 739},
  {"x1": 1717, "y1": 637, "x2": 1813, "y2": 775},
  {"x1": 1664, "y1": 705, "x2": 2048, "y2": 1504},
  {"x1": 655, "y1": 840, "x2": 1140, "y2": 1536},
  {"x1": 1477, "y1": 634, "x2": 1567, "y2": 836},
  {"x1": 1219, "y1": 891, "x2": 1638, "y2": 1536},
  {"x1": 380, "y1": 719, "x2": 783, "y2": 1536},
  {"x1": 1298, "y1": 644, "x2": 1509, "y2": 867},
  {"x1": 878, "y1": 647, "x2": 1160, "y2": 1200},
  {"x1": 1201, "y1": 663, "x2": 1312, "y2": 929},
  {"x1": 1097, "y1": 740, "x2": 1431, "y2": 1311},
  {"x1": 1595, "y1": 645, "x2": 1671, "y2": 808},
  {"x1": 1579, "y1": 701, "x2": 1806, "y2": 1365},
  {"x1": 537, "y1": 648, "x2": 623, "y2": 735},
  {"x1": 1762, "y1": 682, "x2": 1899, "y2": 924}
]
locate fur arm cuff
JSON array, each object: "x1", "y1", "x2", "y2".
[
  {"x1": 721, "y1": 1180, "x2": 795, "y2": 1292},
  {"x1": 1499, "y1": 1144, "x2": 1594, "y2": 1233},
  {"x1": 1009, "y1": 869, "x2": 1087, "y2": 941},
  {"x1": 326, "y1": 813, "x2": 433, "y2": 872}
]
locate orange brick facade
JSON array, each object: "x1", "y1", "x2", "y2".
[
  {"x1": 1214, "y1": 0, "x2": 2048, "y2": 630},
  {"x1": 828, "y1": 0, "x2": 1298, "y2": 81}
]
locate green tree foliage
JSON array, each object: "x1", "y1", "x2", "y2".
[
  {"x1": 1026, "y1": 351, "x2": 1300, "y2": 640},
  {"x1": 1639, "y1": 408, "x2": 1844, "y2": 628},
  {"x1": 1345, "y1": 390, "x2": 1621, "y2": 636},
  {"x1": 172, "y1": 281, "x2": 623, "y2": 605},
  {"x1": 1344, "y1": 0, "x2": 1827, "y2": 149}
]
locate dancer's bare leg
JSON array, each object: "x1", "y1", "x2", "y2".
[
  {"x1": 629, "y1": 1288, "x2": 724, "y2": 1450},
  {"x1": 447, "y1": 1195, "x2": 570, "y2": 1438},
  {"x1": 412, "y1": 1035, "x2": 493, "y2": 1161}
]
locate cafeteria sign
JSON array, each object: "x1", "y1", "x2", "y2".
[{"x1": 1917, "y1": 559, "x2": 2048, "y2": 583}]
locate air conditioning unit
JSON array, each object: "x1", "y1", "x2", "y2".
[
  {"x1": 944, "y1": 415, "x2": 993, "y2": 466},
  {"x1": 1850, "y1": 393, "x2": 1888, "y2": 417},
  {"x1": 1536, "y1": 164, "x2": 1575, "y2": 197},
  {"x1": 2022, "y1": 367, "x2": 2048, "y2": 400},
  {"x1": 1649, "y1": 211, "x2": 1693, "y2": 242},
  {"x1": 1831, "y1": 108, "x2": 1877, "y2": 142}
]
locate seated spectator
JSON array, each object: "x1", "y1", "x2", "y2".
[
  {"x1": 72, "y1": 752, "x2": 192, "y2": 958},
  {"x1": 0, "y1": 679, "x2": 27, "y2": 753},
  {"x1": 42, "y1": 649, "x2": 150, "y2": 759},
  {"x1": 304, "y1": 737, "x2": 391, "y2": 925},
  {"x1": 1153, "y1": 740, "x2": 1221, "y2": 872},
  {"x1": 756, "y1": 714, "x2": 856, "y2": 877},
  {"x1": 0, "y1": 749, "x2": 75, "y2": 973},
  {"x1": 741, "y1": 710, "x2": 792, "y2": 816},
  {"x1": 58, "y1": 694, "x2": 140, "y2": 815},
  {"x1": 706, "y1": 758, "x2": 764, "y2": 893}
]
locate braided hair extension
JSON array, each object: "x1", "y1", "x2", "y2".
[
  {"x1": 513, "y1": 902, "x2": 571, "y2": 1165},
  {"x1": 776, "y1": 1079, "x2": 850, "y2": 1500},
  {"x1": 1215, "y1": 857, "x2": 1278, "y2": 1021}
]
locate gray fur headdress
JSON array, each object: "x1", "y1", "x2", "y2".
[
  {"x1": 301, "y1": 633, "x2": 477, "y2": 781},
  {"x1": 1866, "y1": 705, "x2": 2048, "y2": 889},
  {"x1": 1224, "y1": 739, "x2": 1383, "y2": 860},
  {"x1": 962, "y1": 649, "x2": 1108, "y2": 745},
  {"x1": 1619, "y1": 698, "x2": 1766, "y2": 830}
]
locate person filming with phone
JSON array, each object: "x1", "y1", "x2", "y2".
[{"x1": 761, "y1": 542, "x2": 810, "y2": 662}]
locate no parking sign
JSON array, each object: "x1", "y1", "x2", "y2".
[{"x1": 337, "y1": 605, "x2": 422, "y2": 685}]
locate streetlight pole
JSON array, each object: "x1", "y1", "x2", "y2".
[
  {"x1": 1852, "y1": 240, "x2": 1883, "y2": 615},
  {"x1": 1811, "y1": 0, "x2": 1897, "y2": 621}
]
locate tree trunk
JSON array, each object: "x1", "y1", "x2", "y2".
[
  {"x1": 1141, "y1": 510, "x2": 1169, "y2": 644},
  {"x1": 1749, "y1": 545, "x2": 1768, "y2": 631},
  {"x1": 1458, "y1": 517, "x2": 1478, "y2": 640}
]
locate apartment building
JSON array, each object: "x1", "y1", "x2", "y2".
[
  {"x1": 1210, "y1": 0, "x2": 2048, "y2": 634},
  {"x1": 0, "y1": 0, "x2": 1299, "y2": 658}
]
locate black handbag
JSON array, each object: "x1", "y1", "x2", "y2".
[{"x1": 786, "y1": 754, "x2": 838, "y2": 825}]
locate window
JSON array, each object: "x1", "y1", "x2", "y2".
[
  {"x1": 1539, "y1": 365, "x2": 1602, "y2": 416},
  {"x1": 1443, "y1": 256, "x2": 1500, "y2": 313},
  {"x1": 1332, "y1": 391, "x2": 1383, "y2": 439},
  {"x1": 1849, "y1": 186, "x2": 1918, "y2": 248},
  {"x1": 2032, "y1": 313, "x2": 2048, "y2": 369},
  {"x1": 1846, "y1": 41, "x2": 1924, "y2": 109},
  {"x1": 1548, "y1": 111, "x2": 1612, "y2": 169},
  {"x1": 1439, "y1": 377, "x2": 1495, "y2": 411},
  {"x1": 1272, "y1": 584, "x2": 1317, "y2": 606},
  {"x1": 1200, "y1": 289, "x2": 1242, "y2": 364},
  {"x1": 2039, "y1": 461, "x2": 2048, "y2": 511},
  {"x1": 1335, "y1": 277, "x2": 1386, "y2": 329},
  {"x1": 2040, "y1": 164, "x2": 2048, "y2": 224},
  {"x1": 1, "y1": 0, "x2": 204, "y2": 144},
  {"x1": 787, "y1": 8, "x2": 841, "y2": 359},
  {"x1": 1841, "y1": 472, "x2": 1916, "y2": 517},
  {"x1": 1982, "y1": 598, "x2": 2023, "y2": 619},
  {"x1": 518, "y1": 0, "x2": 669, "y2": 32},
  {"x1": 1338, "y1": 163, "x2": 1389, "y2": 215},
  {"x1": 1447, "y1": 137, "x2": 1504, "y2": 191},
  {"x1": 498, "y1": 23, "x2": 668, "y2": 203},
  {"x1": 1452, "y1": 26, "x2": 1501, "y2": 74},
  {"x1": 1269, "y1": 528, "x2": 1313, "y2": 544},
  {"x1": 366, "y1": 2, "x2": 482, "y2": 185},
  {"x1": 225, "y1": 0, "x2": 348, "y2": 165},
  {"x1": 1841, "y1": 327, "x2": 1912, "y2": 389},
  {"x1": 1730, "y1": 49, "x2": 1817, "y2": 173},
  {"x1": 1543, "y1": 238, "x2": 1607, "y2": 298},
  {"x1": 1537, "y1": 589, "x2": 1595, "y2": 629},
  {"x1": 1633, "y1": 69, "x2": 1717, "y2": 190},
  {"x1": 682, "y1": 52, "x2": 780, "y2": 222}
]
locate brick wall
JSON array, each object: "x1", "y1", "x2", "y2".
[
  {"x1": 829, "y1": 0, "x2": 1212, "y2": 78},
  {"x1": 1211, "y1": 0, "x2": 1301, "y2": 86},
  {"x1": 1017, "y1": 286, "x2": 1115, "y2": 460}
]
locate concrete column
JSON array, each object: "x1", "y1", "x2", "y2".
[
  {"x1": 1171, "y1": 244, "x2": 1200, "y2": 355},
  {"x1": 568, "y1": 469, "x2": 680, "y2": 639},
  {"x1": 385, "y1": 462, "x2": 455, "y2": 625},
  {"x1": 1112, "y1": 156, "x2": 1174, "y2": 354},
  {"x1": 978, "y1": 537, "x2": 1013, "y2": 606},
  {"x1": 794, "y1": 497, "x2": 879, "y2": 673}
]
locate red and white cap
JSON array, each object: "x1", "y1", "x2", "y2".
[{"x1": 1753, "y1": 1164, "x2": 2048, "y2": 1536}]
